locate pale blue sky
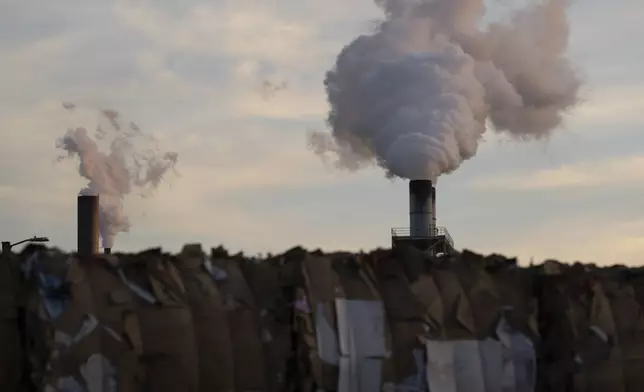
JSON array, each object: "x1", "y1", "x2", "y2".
[{"x1": 1, "y1": 0, "x2": 643, "y2": 265}]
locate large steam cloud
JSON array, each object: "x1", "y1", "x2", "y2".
[
  {"x1": 56, "y1": 104, "x2": 178, "y2": 248},
  {"x1": 310, "y1": 0, "x2": 581, "y2": 181}
]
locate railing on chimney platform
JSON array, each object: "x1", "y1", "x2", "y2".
[{"x1": 390, "y1": 226, "x2": 454, "y2": 248}]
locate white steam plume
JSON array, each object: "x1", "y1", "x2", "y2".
[
  {"x1": 310, "y1": 0, "x2": 581, "y2": 181},
  {"x1": 56, "y1": 104, "x2": 178, "y2": 249}
]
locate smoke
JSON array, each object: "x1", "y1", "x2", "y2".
[
  {"x1": 310, "y1": 0, "x2": 581, "y2": 181},
  {"x1": 259, "y1": 80, "x2": 289, "y2": 101},
  {"x1": 56, "y1": 104, "x2": 178, "y2": 248}
]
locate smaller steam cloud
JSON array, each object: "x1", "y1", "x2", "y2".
[
  {"x1": 62, "y1": 102, "x2": 76, "y2": 110},
  {"x1": 259, "y1": 80, "x2": 288, "y2": 101},
  {"x1": 56, "y1": 104, "x2": 178, "y2": 248}
]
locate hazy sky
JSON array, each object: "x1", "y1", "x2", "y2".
[{"x1": 1, "y1": 0, "x2": 643, "y2": 265}]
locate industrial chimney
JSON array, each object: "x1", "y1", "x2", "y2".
[
  {"x1": 409, "y1": 179, "x2": 435, "y2": 237},
  {"x1": 77, "y1": 195, "x2": 99, "y2": 256},
  {"x1": 392, "y1": 180, "x2": 454, "y2": 254}
]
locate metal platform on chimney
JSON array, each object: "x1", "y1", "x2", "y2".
[{"x1": 391, "y1": 227, "x2": 455, "y2": 255}]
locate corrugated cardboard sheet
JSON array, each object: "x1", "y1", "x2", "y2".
[{"x1": 7, "y1": 245, "x2": 644, "y2": 392}]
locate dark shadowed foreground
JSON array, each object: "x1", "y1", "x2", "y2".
[{"x1": 1, "y1": 244, "x2": 643, "y2": 392}]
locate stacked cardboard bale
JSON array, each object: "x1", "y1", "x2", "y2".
[
  {"x1": 7, "y1": 243, "x2": 644, "y2": 392},
  {"x1": 118, "y1": 249, "x2": 199, "y2": 392},
  {"x1": 240, "y1": 255, "x2": 294, "y2": 392},
  {"x1": 17, "y1": 243, "x2": 297, "y2": 392},
  {"x1": 175, "y1": 243, "x2": 294, "y2": 392},
  {"x1": 289, "y1": 245, "x2": 540, "y2": 392},
  {"x1": 293, "y1": 252, "x2": 394, "y2": 392},
  {"x1": 273, "y1": 246, "x2": 311, "y2": 391},
  {"x1": 21, "y1": 249, "x2": 147, "y2": 392},
  {"x1": 536, "y1": 263, "x2": 644, "y2": 392},
  {"x1": 601, "y1": 271, "x2": 644, "y2": 391},
  {"x1": 371, "y1": 247, "x2": 428, "y2": 391},
  {"x1": 209, "y1": 253, "x2": 268, "y2": 391},
  {"x1": 400, "y1": 246, "x2": 537, "y2": 392},
  {"x1": 19, "y1": 248, "x2": 200, "y2": 392},
  {"x1": 0, "y1": 244, "x2": 26, "y2": 392},
  {"x1": 173, "y1": 244, "x2": 235, "y2": 392}
]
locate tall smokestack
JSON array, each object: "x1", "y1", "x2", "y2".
[
  {"x1": 77, "y1": 195, "x2": 99, "y2": 256},
  {"x1": 409, "y1": 180, "x2": 434, "y2": 237}
]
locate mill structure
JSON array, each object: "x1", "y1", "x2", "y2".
[{"x1": 391, "y1": 179, "x2": 455, "y2": 255}]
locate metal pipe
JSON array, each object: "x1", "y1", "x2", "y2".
[
  {"x1": 9, "y1": 236, "x2": 49, "y2": 248},
  {"x1": 77, "y1": 195, "x2": 99, "y2": 256},
  {"x1": 409, "y1": 180, "x2": 434, "y2": 237},
  {"x1": 431, "y1": 185, "x2": 437, "y2": 233}
]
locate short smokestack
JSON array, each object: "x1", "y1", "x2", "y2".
[
  {"x1": 77, "y1": 195, "x2": 99, "y2": 256},
  {"x1": 409, "y1": 180, "x2": 435, "y2": 237},
  {"x1": 104, "y1": 248, "x2": 111, "y2": 255}
]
